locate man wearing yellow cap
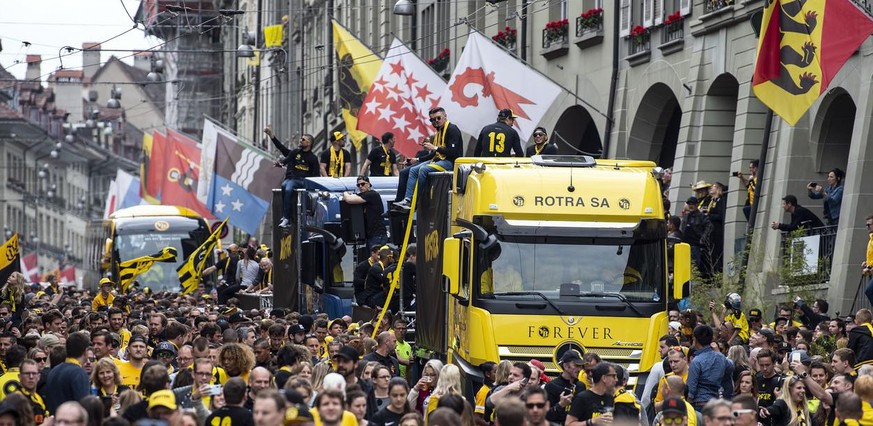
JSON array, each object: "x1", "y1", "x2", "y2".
[
  {"x1": 320, "y1": 132, "x2": 352, "y2": 177},
  {"x1": 92, "y1": 279, "x2": 115, "y2": 312},
  {"x1": 147, "y1": 389, "x2": 179, "y2": 423}
]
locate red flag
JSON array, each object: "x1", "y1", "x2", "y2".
[
  {"x1": 21, "y1": 252, "x2": 38, "y2": 283},
  {"x1": 357, "y1": 38, "x2": 447, "y2": 158},
  {"x1": 159, "y1": 130, "x2": 213, "y2": 218},
  {"x1": 752, "y1": 0, "x2": 873, "y2": 125},
  {"x1": 59, "y1": 267, "x2": 76, "y2": 286}
]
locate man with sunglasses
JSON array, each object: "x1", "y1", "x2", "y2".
[
  {"x1": 474, "y1": 108, "x2": 523, "y2": 157},
  {"x1": 526, "y1": 126, "x2": 558, "y2": 156},
  {"x1": 395, "y1": 107, "x2": 463, "y2": 209},
  {"x1": 731, "y1": 395, "x2": 758, "y2": 426},
  {"x1": 264, "y1": 126, "x2": 320, "y2": 229},
  {"x1": 523, "y1": 387, "x2": 557, "y2": 426},
  {"x1": 566, "y1": 362, "x2": 618, "y2": 426},
  {"x1": 660, "y1": 396, "x2": 689, "y2": 426},
  {"x1": 342, "y1": 176, "x2": 388, "y2": 248}
]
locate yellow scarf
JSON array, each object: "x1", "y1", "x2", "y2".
[
  {"x1": 381, "y1": 145, "x2": 391, "y2": 175},
  {"x1": 433, "y1": 121, "x2": 449, "y2": 160},
  {"x1": 534, "y1": 143, "x2": 546, "y2": 155},
  {"x1": 329, "y1": 147, "x2": 344, "y2": 177}
]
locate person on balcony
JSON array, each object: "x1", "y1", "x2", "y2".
[
  {"x1": 807, "y1": 168, "x2": 844, "y2": 226},
  {"x1": 769, "y1": 195, "x2": 824, "y2": 233}
]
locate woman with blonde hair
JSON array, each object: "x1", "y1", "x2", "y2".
[
  {"x1": 424, "y1": 364, "x2": 462, "y2": 419},
  {"x1": 0, "y1": 271, "x2": 25, "y2": 318},
  {"x1": 310, "y1": 361, "x2": 332, "y2": 392},
  {"x1": 290, "y1": 361, "x2": 312, "y2": 381},
  {"x1": 408, "y1": 359, "x2": 443, "y2": 414},
  {"x1": 91, "y1": 358, "x2": 129, "y2": 408},
  {"x1": 761, "y1": 375, "x2": 809, "y2": 426}
]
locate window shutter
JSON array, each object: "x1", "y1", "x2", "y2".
[
  {"x1": 680, "y1": 0, "x2": 691, "y2": 16},
  {"x1": 643, "y1": 0, "x2": 653, "y2": 27},
  {"x1": 654, "y1": 0, "x2": 664, "y2": 25},
  {"x1": 620, "y1": 0, "x2": 631, "y2": 36}
]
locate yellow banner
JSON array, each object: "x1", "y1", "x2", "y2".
[
  {"x1": 177, "y1": 219, "x2": 227, "y2": 295},
  {"x1": 332, "y1": 20, "x2": 382, "y2": 150},
  {"x1": 118, "y1": 247, "x2": 177, "y2": 293},
  {"x1": 264, "y1": 25, "x2": 283, "y2": 48}
]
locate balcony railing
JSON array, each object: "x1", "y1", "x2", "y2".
[
  {"x1": 780, "y1": 225, "x2": 837, "y2": 285},
  {"x1": 542, "y1": 29, "x2": 569, "y2": 49},
  {"x1": 661, "y1": 22, "x2": 685, "y2": 44},
  {"x1": 705, "y1": 0, "x2": 733, "y2": 14},
  {"x1": 576, "y1": 16, "x2": 603, "y2": 37},
  {"x1": 629, "y1": 36, "x2": 651, "y2": 55}
]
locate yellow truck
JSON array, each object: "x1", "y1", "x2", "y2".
[{"x1": 413, "y1": 155, "x2": 690, "y2": 396}]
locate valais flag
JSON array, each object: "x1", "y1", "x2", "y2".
[
  {"x1": 442, "y1": 31, "x2": 563, "y2": 141},
  {"x1": 357, "y1": 38, "x2": 447, "y2": 157}
]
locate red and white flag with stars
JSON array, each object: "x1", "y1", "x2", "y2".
[
  {"x1": 357, "y1": 38, "x2": 446, "y2": 158},
  {"x1": 442, "y1": 31, "x2": 563, "y2": 141}
]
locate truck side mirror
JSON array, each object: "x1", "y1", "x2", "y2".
[
  {"x1": 673, "y1": 242, "x2": 691, "y2": 300},
  {"x1": 442, "y1": 237, "x2": 461, "y2": 295}
]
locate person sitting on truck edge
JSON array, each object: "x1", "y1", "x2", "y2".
[
  {"x1": 474, "y1": 108, "x2": 523, "y2": 157},
  {"x1": 264, "y1": 126, "x2": 319, "y2": 229},
  {"x1": 342, "y1": 176, "x2": 388, "y2": 248},
  {"x1": 360, "y1": 132, "x2": 399, "y2": 177},
  {"x1": 525, "y1": 126, "x2": 558, "y2": 157},
  {"x1": 394, "y1": 107, "x2": 463, "y2": 209},
  {"x1": 320, "y1": 132, "x2": 352, "y2": 178},
  {"x1": 544, "y1": 349, "x2": 583, "y2": 424}
]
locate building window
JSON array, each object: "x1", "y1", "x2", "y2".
[{"x1": 422, "y1": 4, "x2": 435, "y2": 59}]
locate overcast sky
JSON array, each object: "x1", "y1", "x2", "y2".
[{"x1": 0, "y1": 0, "x2": 156, "y2": 81}]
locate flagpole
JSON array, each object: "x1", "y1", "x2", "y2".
[
  {"x1": 464, "y1": 26, "x2": 612, "y2": 124},
  {"x1": 738, "y1": 108, "x2": 774, "y2": 292}
]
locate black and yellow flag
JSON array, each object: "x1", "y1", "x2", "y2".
[
  {"x1": 118, "y1": 247, "x2": 177, "y2": 293},
  {"x1": 332, "y1": 20, "x2": 382, "y2": 150},
  {"x1": 0, "y1": 234, "x2": 21, "y2": 287},
  {"x1": 177, "y1": 219, "x2": 227, "y2": 295}
]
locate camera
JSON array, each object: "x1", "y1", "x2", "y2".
[
  {"x1": 732, "y1": 171, "x2": 740, "y2": 177},
  {"x1": 809, "y1": 182, "x2": 818, "y2": 188}
]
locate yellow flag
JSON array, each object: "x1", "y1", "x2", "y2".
[
  {"x1": 332, "y1": 20, "x2": 382, "y2": 150},
  {"x1": 177, "y1": 219, "x2": 227, "y2": 295},
  {"x1": 118, "y1": 247, "x2": 177, "y2": 293},
  {"x1": 264, "y1": 25, "x2": 283, "y2": 48},
  {"x1": 0, "y1": 234, "x2": 20, "y2": 290}
]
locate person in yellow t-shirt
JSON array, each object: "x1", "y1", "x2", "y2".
[
  {"x1": 117, "y1": 335, "x2": 148, "y2": 389},
  {"x1": 654, "y1": 347, "x2": 689, "y2": 412},
  {"x1": 711, "y1": 293, "x2": 750, "y2": 344},
  {"x1": 91, "y1": 279, "x2": 115, "y2": 312},
  {"x1": 310, "y1": 388, "x2": 358, "y2": 426}
]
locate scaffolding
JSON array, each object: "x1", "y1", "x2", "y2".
[{"x1": 140, "y1": 0, "x2": 224, "y2": 138}]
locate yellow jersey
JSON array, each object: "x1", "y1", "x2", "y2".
[
  {"x1": 117, "y1": 360, "x2": 143, "y2": 389},
  {"x1": 309, "y1": 408, "x2": 358, "y2": 426},
  {"x1": 92, "y1": 292, "x2": 115, "y2": 311},
  {"x1": 654, "y1": 371, "x2": 688, "y2": 404},
  {"x1": 725, "y1": 312, "x2": 750, "y2": 342}
]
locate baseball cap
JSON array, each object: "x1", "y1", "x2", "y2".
[
  {"x1": 270, "y1": 309, "x2": 286, "y2": 318},
  {"x1": 288, "y1": 324, "x2": 306, "y2": 336},
  {"x1": 155, "y1": 342, "x2": 177, "y2": 356},
  {"x1": 228, "y1": 313, "x2": 246, "y2": 324},
  {"x1": 284, "y1": 403, "x2": 315, "y2": 424},
  {"x1": 498, "y1": 108, "x2": 518, "y2": 119},
  {"x1": 668, "y1": 321, "x2": 682, "y2": 331},
  {"x1": 749, "y1": 308, "x2": 762, "y2": 319},
  {"x1": 333, "y1": 345, "x2": 360, "y2": 361},
  {"x1": 662, "y1": 396, "x2": 687, "y2": 416},
  {"x1": 129, "y1": 334, "x2": 148, "y2": 346},
  {"x1": 329, "y1": 318, "x2": 347, "y2": 331},
  {"x1": 533, "y1": 126, "x2": 547, "y2": 135},
  {"x1": 39, "y1": 333, "x2": 61, "y2": 348},
  {"x1": 148, "y1": 390, "x2": 177, "y2": 410},
  {"x1": 758, "y1": 328, "x2": 777, "y2": 343},
  {"x1": 333, "y1": 131, "x2": 345, "y2": 142},
  {"x1": 558, "y1": 349, "x2": 584, "y2": 366},
  {"x1": 686, "y1": 196, "x2": 699, "y2": 205}
]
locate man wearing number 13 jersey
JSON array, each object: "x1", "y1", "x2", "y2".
[{"x1": 474, "y1": 108, "x2": 523, "y2": 157}]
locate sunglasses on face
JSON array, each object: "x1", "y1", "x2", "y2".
[
  {"x1": 357, "y1": 182, "x2": 368, "y2": 187},
  {"x1": 732, "y1": 410, "x2": 755, "y2": 418},
  {"x1": 526, "y1": 403, "x2": 546, "y2": 409},
  {"x1": 661, "y1": 417, "x2": 685, "y2": 425},
  {"x1": 429, "y1": 116, "x2": 443, "y2": 123},
  {"x1": 533, "y1": 133, "x2": 546, "y2": 137}
]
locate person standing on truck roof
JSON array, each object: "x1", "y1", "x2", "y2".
[
  {"x1": 360, "y1": 132, "x2": 399, "y2": 177},
  {"x1": 320, "y1": 132, "x2": 353, "y2": 178},
  {"x1": 394, "y1": 107, "x2": 463, "y2": 209},
  {"x1": 264, "y1": 127, "x2": 319, "y2": 229},
  {"x1": 525, "y1": 126, "x2": 558, "y2": 156},
  {"x1": 342, "y1": 176, "x2": 388, "y2": 248},
  {"x1": 474, "y1": 108, "x2": 523, "y2": 157}
]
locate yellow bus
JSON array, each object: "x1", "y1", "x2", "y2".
[{"x1": 100, "y1": 205, "x2": 211, "y2": 292}]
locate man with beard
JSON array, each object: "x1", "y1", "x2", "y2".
[{"x1": 320, "y1": 132, "x2": 352, "y2": 177}]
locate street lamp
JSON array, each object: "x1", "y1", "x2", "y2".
[{"x1": 392, "y1": 0, "x2": 417, "y2": 50}]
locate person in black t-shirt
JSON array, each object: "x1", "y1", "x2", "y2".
[
  {"x1": 204, "y1": 377, "x2": 255, "y2": 426},
  {"x1": 474, "y1": 108, "x2": 523, "y2": 157},
  {"x1": 354, "y1": 245, "x2": 380, "y2": 305},
  {"x1": 264, "y1": 127, "x2": 320, "y2": 228},
  {"x1": 320, "y1": 132, "x2": 353, "y2": 177},
  {"x1": 362, "y1": 248, "x2": 394, "y2": 309},
  {"x1": 361, "y1": 132, "x2": 399, "y2": 177},
  {"x1": 754, "y1": 349, "x2": 783, "y2": 426},
  {"x1": 566, "y1": 362, "x2": 618, "y2": 426},
  {"x1": 525, "y1": 126, "x2": 558, "y2": 157},
  {"x1": 370, "y1": 378, "x2": 412, "y2": 426},
  {"x1": 342, "y1": 176, "x2": 388, "y2": 248},
  {"x1": 401, "y1": 243, "x2": 417, "y2": 310}
]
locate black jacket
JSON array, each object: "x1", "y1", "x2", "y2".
[
  {"x1": 778, "y1": 205, "x2": 825, "y2": 232},
  {"x1": 421, "y1": 123, "x2": 463, "y2": 162},
  {"x1": 270, "y1": 136, "x2": 319, "y2": 179},
  {"x1": 849, "y1": 324, "x2": 873, "y2": 366}
]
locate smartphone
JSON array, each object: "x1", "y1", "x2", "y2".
[
  {"x1": 101, "y1": 396, "x2": 113, "y2": 418},
  {"x1": 520, "y1": 378, "x2": 529, "y2": 387},
  {"x1": 791, "y1": 352, "x2": 801, "y2": 363},
  {"x1": 732, "y1": 171, "x2": 740, "y2": 177},
  {"x1": 208, "y1": 384, "x2": 223, "y2": 396},
  {"x1": 809, "y1": 182, "x2": 818, "y2": 187}
]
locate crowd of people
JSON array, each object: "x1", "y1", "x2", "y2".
[{"x1": 3, "y1": 254, "x2": 873, "y2": 426}]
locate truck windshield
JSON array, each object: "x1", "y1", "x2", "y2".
[{"x1": 478, "y1": 236, "x2": 664, "y2": 302}]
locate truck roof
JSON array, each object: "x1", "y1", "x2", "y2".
[
  {"x1": 455, "y1": 157, "x2": 664, "y2": 221},
  {"x1": 110, "y1": 205, "x2": 204, "y2": 220}
]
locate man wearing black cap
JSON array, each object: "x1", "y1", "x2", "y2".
[
  {"x1": 525, "y1": 126, "x2": 558, "y2": 156},
  {"x1": 474, "y1": 109, "x2": 523, "y2": 157},
  {"x1": 118, "y1": 334, "x2": 149, "y2": 388},
  {"x1": 288, "y1": 323, "x2": 307, "y2": 345},
  {"x1": 544, "y1": 349, "x2": 584, "y2": 424},
  {"x1": 333, "y1": 345, "x2": 369, "y2": 391},
  {"x1": 660, "y1": 396, "x2": 689, "y2": 426},
  {"x1": 342, "y1": 176, "x2": 388, "y2": 248},
  {"x1": 681, "y1": 197, "x2": 706, "y2": 269}
]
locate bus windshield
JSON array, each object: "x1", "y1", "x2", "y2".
[
  {"x1": 478, "y1": 235, "x2": 664, "y2": 302},
  {"x1": 116, "y1": 230, "x2": 202, "y2": 292}
]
